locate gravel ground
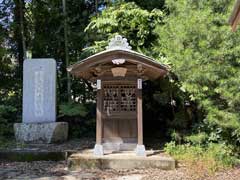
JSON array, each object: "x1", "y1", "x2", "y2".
[
  {"x1": 0, "y1": 138, "x2": 95, "y2": 152},
  {"x1": 0, "y1": 139, "x2": 239, "y2": 180},
  {"x1": 0, "y1": 161, "x2": 240, "y2": 180}
]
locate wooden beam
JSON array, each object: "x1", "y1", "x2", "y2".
[
  {"x1": 229, "y1": 0, "x2": 240, "y2": 31},
  {"x1": 232, "y1": 7, "x2": 240, "y2": 31},
  {"x1": 96, "y1": 79, "x2": 102, "y2": 144},
  {"x1": 137, "y1": 79, "x2": 143, "y2": 145}
]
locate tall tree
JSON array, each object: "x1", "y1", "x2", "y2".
[
  {"x1": 26, "y1": 0, "x2": 95, "y2": 101},
  {"x1": 0, "y1": 0, "x2": 22, "y2": 137},
  {"x1": 62, "y1": 0, "x2": 71, "y2": 101},
  {"x1": 13, "y1": 0, "x2": 26, "y2": 77},
  {"x1": 155, "y1": 0, "x2": 240, "y2": 147}
]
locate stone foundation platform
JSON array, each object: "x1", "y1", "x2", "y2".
[
  {"x1": 14, "y1": 122, "x2": 68, "y2": 144},
  {"x1": 68, "y1": 150, "x2": 175, "y2": 170}
]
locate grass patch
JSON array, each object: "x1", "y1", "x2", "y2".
[{"x1": 164, "y1": 141, "x2": 239, "y2": 177}]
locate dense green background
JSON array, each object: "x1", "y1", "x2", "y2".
[{"x1": 0, "y1": 0, "x2": 239, "y2": 156}]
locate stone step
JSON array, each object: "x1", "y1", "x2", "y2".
[
  {"x1": 68, "y1": 151, "x2": 175, "y2": 170},
  {"x1": 0, "y1": 150, "x2": 68, "y2": 162}
]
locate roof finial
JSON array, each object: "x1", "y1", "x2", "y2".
[{"x1": 106, "y1": 35, "x2": 132, "y2": 50}]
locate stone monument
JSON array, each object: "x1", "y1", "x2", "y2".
[{"x1": 14, "y1": 58, "x2": 68, "y2": 143}]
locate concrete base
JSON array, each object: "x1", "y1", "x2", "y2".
[
  {"x1": 14, "y1": 122, "x2": 68, "y2": 144},
  {"x1": 103, "y1": 143, "x2": 137, "y2": 151},
  {"x1": 68, "y1": 150, "x2": 175, "y2": 170},
  {"x1": 135, "y1": 144, "x2": 146, "y2": 157},
  {"x1": 93, "y1": 144, "x2": 104, "y2": 156}
]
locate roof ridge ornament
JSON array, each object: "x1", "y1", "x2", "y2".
[{"x1": 106, "y1": 35, "x2": 132, "y2": 50}]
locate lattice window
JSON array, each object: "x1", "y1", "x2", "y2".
[
  {"x1": 103, "y1": 84, "x2": 136, "y2": 114},
  {"x1": 103, "y1": 85, "x2": 119, "y2": 113},
  {"x1": 120, "y1": 85, "x2": 136, "y2": 112}
]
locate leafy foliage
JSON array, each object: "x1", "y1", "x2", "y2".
[
  {"x1": 185, "y1": 132, "x2": 208, "y2": 146},
  {"x1": 85, "y1": 2, "x2": 163, "y2": 53},
  {"x1": 58, "y1": 102, "x2": 96, "y2": 138},
  {"x1": 0, "y1": 0, "x2": 22, "y2": 138},
  {"x1": 155, "y1": 0, "x2": 240, "y2": 148},
  {"x1": 164, "y1": 141, "x2": 239, "y2": 172},
  {"x1": 0, "y1": 105, "x2": 17, "y2": 137},
  {"x1": 59, "y1": 103, "x2": 88, "y2": 117}
]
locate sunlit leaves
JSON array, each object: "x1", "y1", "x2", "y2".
[
  {"x1": 85, "y1": 2, "x2": 163, "y2": 51},
  {"x1": 155, "y1": 0, "x2": 240, "y2": 146}
]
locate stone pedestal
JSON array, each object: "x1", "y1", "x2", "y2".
[
  {"x1": 135, "y1": 144, "x2": 146, "y2": 157},
  {"x1": 14, "y1": 122, "x2": 68, "y2": 144}
]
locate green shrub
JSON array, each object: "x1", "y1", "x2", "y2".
[
  {"x1": 170, "y1": 130, "x2": 183, "y2": 144},
  {"x1": 205, "y1": 143, "x2": 238, "y2": 168},
  {"x1": 0, "y1": 105, "x2": 18, "y2": 137},
  {"x1": 185, "y1": 132, "x2": 208, "y2": 145},
  {"x1": 58, "y1": 102, "x2": 96, "y2": 138},
  {"x1": 59, "y1": 102, "x2": 88, "y2": 117},
  {"x1": 164, "y1": 141, "x2": 239, "y2": 171}
]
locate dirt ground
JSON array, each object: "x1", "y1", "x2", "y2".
[
  {"x1": 0, "y1": 160, "x2": 240, "y2": 180},
  {"x1": 0, "y1": 139, "x2": 239, "y2": 180}
]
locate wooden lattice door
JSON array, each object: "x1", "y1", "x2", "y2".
[{"x1": 102, "y1": 81, "x2": 137, "y2": 143}]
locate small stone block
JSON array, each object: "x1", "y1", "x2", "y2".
[
  {"x1": 135, "y1": 144, "x2": 146, "y2": 157},
  {"x1": 14, "y1": 122, "x2": 68, "y2": 144},
  {"x1": 93, "y1": 144, "x2": 104, "y2": 156}
]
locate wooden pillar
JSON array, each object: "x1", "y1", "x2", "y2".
[
  {"x1": 96, "y1": 79, "x2": 102, "y2": 144},
  {"x1": 137, "y1": 79, "x2": 143, "y2": 145}
]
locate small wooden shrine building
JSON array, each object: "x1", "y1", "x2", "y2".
[{"x1": 68, "y1": 35, "x2": 168, "y2": 156}]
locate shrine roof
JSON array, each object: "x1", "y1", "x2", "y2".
[{"x1": 68, "y1": 35, "x2": 169, "y2": 81}]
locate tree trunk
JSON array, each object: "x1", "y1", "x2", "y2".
[
  {"x1": 62, "y1": 0, "x2": 71, "y2": 102},
  {"x1": 13, "y1": 0, "x2": 26, "y2": 79}
]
